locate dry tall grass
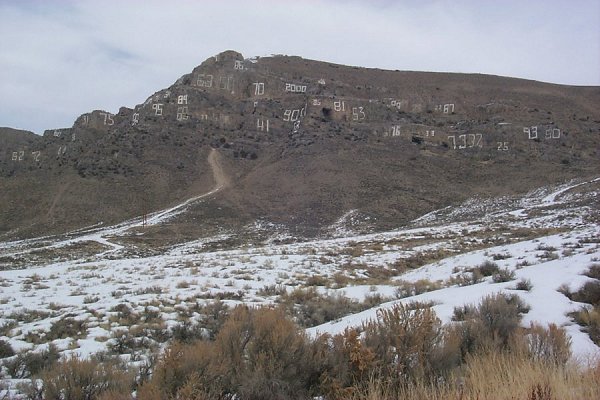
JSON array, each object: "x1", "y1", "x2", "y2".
[{"x1": 349, "y1": 353, "x2": 600, "y2": 400}]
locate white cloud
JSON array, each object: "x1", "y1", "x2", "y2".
[{"x1": 1, "y1": 0, "x2": 598, "y2": 133}]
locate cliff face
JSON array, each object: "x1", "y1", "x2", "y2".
[{"x1": 1, "y1": 50, "x2": 599, "y2": 240}]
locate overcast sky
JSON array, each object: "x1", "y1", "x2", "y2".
[{"x1": 1, "y1": 0, "x2": 599, "y2": 134}]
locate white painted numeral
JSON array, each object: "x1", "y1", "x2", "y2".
[
  {"x1": 468, "y1": 134, "x2": 483, "y2": 148},
  {"x1": 497, "y1": 142, "x2": 509, "y2": 151},
  {"x1": 220, "y1": 76, "x2": 234, "y2": 90},
  {"x1": 100, "y1": 112, "x2": 114, "y2": 126},
  {"x1": 253, "y1": 82, "x2": 265, "y2": 96},
  {"x1": 333, "y1": 101, "x2": 345, "y2": 112},
  {"x1": 283, "y1": 108, "x2": 305, "y2": 122},
  {"x1": 132, "y1": 113, "x2": 139, "y2": 126},
  {"x1": 234, "y1": 60, "x2": 244, "y2": 70},
  {"x1": 448, "y1": 135, "x2": 456, "y2": 149},
  {"x1": 545, "y1": 128, "x2": 561, "y2": 139},
  {"x1": 152, "y1": 104, "x2": 163, "y2": 116},
  {"x1": 176, "y1": 107, "x2": 189, "y2": 121},
  {"x1": 197, "y1": 74, "x2": 213, "y2": 87},
  {"x1": 352, "y1": 107, "x2": 366, "y2": 121},
  {"x1": 553, "y1": 128, "x2": 561, "y2": 138},
  {"x1": 32, "y1": 151, "x2": 41, "y2": 161},
  {"x1": 58, "y1": 146, "x2": 67, "y2": 156},
  {"x1": 443, "y1": 104, "x2": 455, "y2": 114},
  {"x1": 11, "y1": 152, "x2": 18, "y2": 161},
  {"x1": 426, "y1": 130, "x2": 435, "y2": 137},
  {"x1": 391, "y1": 126, "x2": 401, "y2": 137},
  {"x1": 312, "y1": 99, "x2": 321, "y2": 106},
  {"x1": 285, "y1": 83, "x2": 307, "y2": 93},
  {"x1": 448, "y1": 133, "x2": 482, "y2": 149},
  {"x1": 177, "y1": 95, "x2": 188, "y2": 105},
  {"x1": 53, "y1": 130, "x2": 62, "y2": 137},
  {"x1": 525, "y1": 126, "x2": 538, "y2": 139},
  {"x1": 257, "y1": 118, "x2": 269, "y2": 132}
]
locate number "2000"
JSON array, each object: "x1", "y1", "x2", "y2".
[{"x1": 285, "y1": 83, "x2": 307, "y2": 93}]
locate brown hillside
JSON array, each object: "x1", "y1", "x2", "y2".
[{"x1": 1, "y1": 50, "x2": 599, "y2": 240}]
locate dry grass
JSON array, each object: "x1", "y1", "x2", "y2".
[{"x1": 348, "y1": 353, "x2": 600, "y2": 400}]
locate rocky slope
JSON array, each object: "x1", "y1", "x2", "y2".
[{"x1": 1, "y1": 50, "x2": 599, "y2": 242}]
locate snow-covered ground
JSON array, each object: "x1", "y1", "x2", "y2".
[{"x1": 1, "y1": 177, "x2": 599, "y2": 393}]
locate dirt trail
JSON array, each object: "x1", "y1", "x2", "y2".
[
  {"x1": 207, "y1": 148, "x2": 230, "y2": 190},
  {"x1": 139, "y1": 148, "x2": 230, "y2": 226},
  {"x1": 46, "y1": 181, "x2": 72, "y2": 220},
  {"x1": 1, "y1": 150, "x2": 232, "y2": 258}
]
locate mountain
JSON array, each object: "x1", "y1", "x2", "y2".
[{"x1": 1, "y1": 50, "x2": 599, "y2": 243}]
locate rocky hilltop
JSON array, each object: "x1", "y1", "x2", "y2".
[{"x1": 1, "y1": 50, "x2": 599, "y2": 242}]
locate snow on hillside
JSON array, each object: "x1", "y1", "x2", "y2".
[
  {"x1": 1, "y1": 177, "x2": 599, "y2": 393},
  {"x1": 307, "y1": 227, "x2": 600, "y2": 360}
]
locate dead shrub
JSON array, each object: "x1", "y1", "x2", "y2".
[
  {"x1": 451, "y1": 304, "x2": 477, "y2": 321},
  {"x1": 570, "y1": 305, "x2": 600, "y2": 345},
  {"x1": 148, "y1": 306, "x2": 320, "y2": 400},
  {"x1": 109, "y1": 303, "x2": 141, "y2": 326},
  {"x1": 515, "y1": 278, "x2": 533, "y2": 291},
  {"x1": 149, "y1": 341, "x2": 214, "y2": 397},
  {"x1": 391, "y1": 250, "x2": 452, "y2": 275},
  {"x1": 171, "y1": 320, "x2": 206, "y2": 344},
  {"x1": 557, "y1": 283, "x2": 572, "y2": 297},
  {"x1": 175, "y1": 300, "x2": 229, "y2": 341},
  {"x1": 108, "y1": 328, "x2": 157, "y2": 355},
  {"x1": 0, "y1": 339, "x2": 14, "y2": 359},
  {"x1": 316, "y1": 329, "x2": 377, "y2": 399},
  {"x1": 306, "y1": 274, "x2": 330, "y2": 286},
  {"x1": 3, "y1": 344, "x2": 60, "y2": 379},
  {"x1": 278, "y1": 287, "x2": 367, "y2": 328},
  {"x1": 212, "y1": 306, "x2": 317, "y2": 399},
  {"x1": 46, "y1": 317, "x2": 88, "y2": 341},
  {"x1": 256, "y1": 284, "x2": 287, "y2": 297},
  {"x1": 447, "y1": 270, "x2": 484, "y2": 286},
  {"x1": 492, "y1": 267, "x2": 516, "y2": 283},
  {"x1": 570, "y1": 281, "x2": 600, "y2": 306},
  {"x1": 583, "y1": 264, "x2": 600, "y2": 280},
  {"x1": 0, "y1": 320, "x2": 17, "y2": 336},
  {"x1": 447, "y1": 293, "x2": 530, "y2": 360},
  {"x1": 476, "y1": 293, "x2": 528, "y2": 346},
  {"x1": 362, "y1": 303, "x2": 443, "y2": 384},
  {"x1": 394, "y1": 279, "x2": 441, "y2": 298},
  {"x1": 28, "y1": 356, "x2": 135, "y2": 400},
  {"x1": 345, "y1": 245, "x2": 364, "y2": 258},
  {"x1": 525, "y1": 323, "x2": 571, "y2": 365},
  {"x1": 475, "y1": 260, "x2": 500, "y2": 277}
]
